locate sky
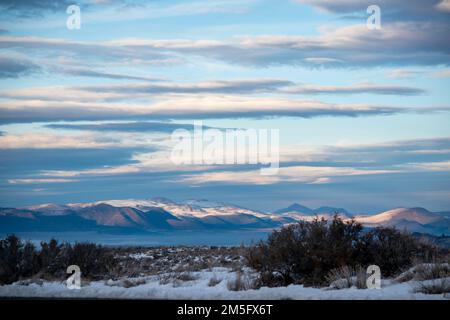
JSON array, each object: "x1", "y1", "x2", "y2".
[{"x1": 0, "y1": 0, "x2": 449, "y2": 213}]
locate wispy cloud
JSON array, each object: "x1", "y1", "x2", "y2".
[
  {"x1": 177, "y1": 165, "x2": 400, "y2": 185},
  {"x1": 45, "y1": 121, "x2": 224, "y2": 133},
  {"x1": 8, "y1": 178, "x2": 76, "y2": 184},
  {"x1": 433, "y1": 68, "x2": 450, "y2": 78},
  {"x1": 297, "y1": 0, "x2": 449, "y2": 21},
  {"x1": 1, "y1": 94, "x2": 438, "y2": 123},
  {"x1": 283, "y1": 82, "x2": 425, "y2": 95},
  {"x1": 54, "y1": 67, "x2": 165, "y2": 82}
]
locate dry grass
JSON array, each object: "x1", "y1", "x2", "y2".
[
  {"x1": 396, "y1": 262, "x2": 450, "y2": 283},
  {"x1": 226, "y1": 270, "x2": 257, "y2": 291},
  {"x1": 158, "y1": 271, "x2": 198, "y2": 286},
  {"x1": 207, "y1": 275, "x2": 222, "y2": 287},
  {"x1": 414, "y1": 278, "x2": 450, "y2": 294},
  {"x1": 325, "y1": 265, "x2": 367, "y2": 289}
]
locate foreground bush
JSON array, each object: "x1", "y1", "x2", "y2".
[
  {"x1": 0, "y1": 235, "x2": 116, "y2": 284},
  {"x1": 246, "y1": 216, "x2": 441, "y2": 287}
]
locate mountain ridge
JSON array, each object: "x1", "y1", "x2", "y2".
[{"x1": 0, "y1": 198, "x2": 448, "y2": 236}]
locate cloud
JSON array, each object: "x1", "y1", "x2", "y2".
[
  {"x1": 0, "y1": 0, "x2": 73, "y2": 17},
  {"x1": 406, "y1": 160, "x2": 450, "y2": 171},
  {"x1": 2, "y1": 18, "x2": 450, "y2": 68},
  {"x1": 39, "y1": 149, "x2": 216, "y2": 178},
  {"x1": 0, "y1": 79, "x2": 293, "y2": 103},
  {"x1": 0, "y1": 56, "x2": 40, "y2": 78},
  {"x1": 177, "y1": 165, "x2": 400, "y2": 185},
  {"x1": 0, "y1": 95, "x2": 431, "y2": 123},
  {"x1": 55, "y1": 67, "x2": 164, "y2": 82},
  {"x1": 436, "y1": 0, "x2": 450, "y2": 12},
  {"x1": 0, "y1": 148, "x2": 141, "y2": 175},
  {"x1": 3, "y1": 78, "x2": 421, "y2": 104},
  {"x1": 1, "y1": 91, "x2": 449, "y2": 123},
  {"x1": 77, "y1": 79, "x2": 294, "y2": 95},
  {"x1": 281, "y1": 137, "x2": 450, "y2": 165},
  {"x1": 8, "y1": 178, "x2": 76, "y2": 184},
  {"x1": 387, "y1": 69, "x2": 426, "y2": 79},
  {"x1": 0, "y1": 35, "x2": 171, "y2": 64},
  {"x1": 433, "y1": 68, "x2": 450, "y2": 77},
  {"x1": 104, "y1": 23, "x2": 450, "y2": 67},
  {"x1": 0, "y1": 131, "x2": 164, "y2": 149},
  {"x1": 45, "y1": 121, "x2": 223, "y2": 133},
  {"x1": 28, "y1": 137, "x2": 450, "y2": 183},
  {"x1": 283, "y1": 82, "x2": 425, "y2": 95},
  {"x1": 0, "y1": 132, "x2": 117, "y2": 149},
  {"x1": 297, "y1": 0, "x2": 450, "y2": 21}
]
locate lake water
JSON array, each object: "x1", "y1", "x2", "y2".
[{"x1": 0, "y1": 230, "x2": 271, "y2": 247}]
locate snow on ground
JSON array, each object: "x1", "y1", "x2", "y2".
[{"x1": 0, "y1": 268, "x2": 448, "y2": 300}]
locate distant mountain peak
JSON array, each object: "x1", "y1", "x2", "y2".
[{"x1": 274, "y1": 203, "x2": 313, "y2": 214}]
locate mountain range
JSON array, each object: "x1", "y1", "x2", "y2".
[{"x1": 0, "y1": 197, "x2": 449, "y2": 236}]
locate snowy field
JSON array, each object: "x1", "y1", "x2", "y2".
[
  {"x1": 0, "y1": 267, "x2": 448, "y2": 300},
  {"x1": 1, "y1": 246, "x2": 449, "y2": 300}
]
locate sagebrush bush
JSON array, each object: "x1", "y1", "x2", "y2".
[
  {"x1": 246, "y1": 216, "x2": 441, "y2": 287},
  {"x1": 355, "y1": 227, "x2": 439, "y2": 277},
  {"x1": 0, "y1": 234, "x2": 116, "y2": 284}
]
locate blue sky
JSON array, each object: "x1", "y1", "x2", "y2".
[{"x1": 0, "y1": 0, "x2": 450, "y2": 213}]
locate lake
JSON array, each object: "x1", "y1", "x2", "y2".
[{"x1": 0, "y1": 230, "x2": 271, "y2": 247}]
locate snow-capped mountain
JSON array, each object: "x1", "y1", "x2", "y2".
[
  {"x1": 0, "y1": 197, "x2": 282, "y2": 233},
  {"x1": 70, "y1": 197, "x2": 272, "y2": 219},
  {"x1": 0, "y1": 198, "x2": 448, "y2": 236},
  {"x1": 273, "y1": 203, "x2": 352, "y2": 221},
  {"x1": 355, "y1": 207, "x2": 450, "y2": 236}
]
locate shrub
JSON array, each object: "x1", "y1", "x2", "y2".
[
  {"x1": 247, "y1": 216, "x2": 364, "y2": 286},
  {"x1": 226, "y1": 270, "x2": 256, "y2": 291},
  {"x1": 356, "y1": 227, "x2": 439, "y2": 277},
  {"x1": 68, "y1": 243, "x2": 116, "y2": 280},
  {"x1": 246, "y1": 216, "x2": 440, "y2": 287},
  {"x1": 0, "y1": 235, "x2": 117, "y2": 284},
  {"x1": 0, "y1": 235, "x2": 23, "y2": 284}
]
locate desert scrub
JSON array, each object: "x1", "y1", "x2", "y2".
[
  {"x1": 0, "y1": 235, "x2": 117, "y2": 284},
  {"x1": 246, "y1": 216, "x2": 441, "y2": 287}
]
